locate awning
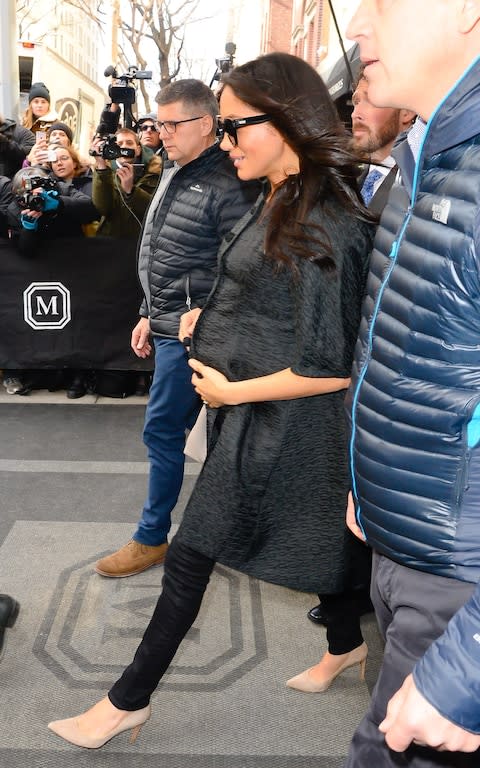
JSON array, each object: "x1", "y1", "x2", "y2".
[{"x1": 325, "y1": 43, "x2": 361, "y2": 101}]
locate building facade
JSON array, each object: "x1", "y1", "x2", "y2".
[
  {"x1": 16, "y1": 0, "x2": 105, "y2": 153},
  {"x1": 225, "y1": 0, "x2": 353, "y2": 79}
]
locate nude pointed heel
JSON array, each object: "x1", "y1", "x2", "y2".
[
  {"x1": 359, "y1": 654, "x2": 367, "y2": 682},
  {"x1": 129, "y1": 722, "x2": 144, "y2": 744},
  {"x1": 286, "y1": 642, "x2": 368, "y2": 693},
  {"x1": 48, "y1": 701, "x2": 151, "y2": 749}
]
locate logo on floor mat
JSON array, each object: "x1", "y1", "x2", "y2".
[
  {"x1": 33, "y1": 554, "x2": 267, "y2": 691},
  {"x1": 23, "y1": 281, "x2": 71, "y2": 330}
]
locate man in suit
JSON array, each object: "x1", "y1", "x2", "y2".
[{"x1": 351, "y1": 67, "x2": 416, "y2": 212}]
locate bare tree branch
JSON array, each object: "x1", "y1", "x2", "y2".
[{"x1": 17, "y1": 0, "x2": 205, "y2": 110}]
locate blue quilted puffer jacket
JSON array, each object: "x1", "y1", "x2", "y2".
[{"x1": 347, "y1": 57, "x2": 480, "y2": 733}]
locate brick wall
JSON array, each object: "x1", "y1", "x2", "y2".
[{"x1": 263, "y1": 0, "x2": 294, "y2": 53}]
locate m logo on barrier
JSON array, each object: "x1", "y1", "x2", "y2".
[{"x1": 23, "y1": 282, "x2": 71, "y2": 330}]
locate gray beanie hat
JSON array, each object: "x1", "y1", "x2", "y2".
[
  {"x1": 29, "y1": 82, "x2": 50, "y2": 103},
  {"x1": 47, "y1": 121, "x2": 73, "y2": 144}
]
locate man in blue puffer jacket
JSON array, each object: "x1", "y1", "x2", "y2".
[{"x1": 344, "y1": 2, "x2": 480, "y2": 766}]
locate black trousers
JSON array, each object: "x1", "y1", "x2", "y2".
[
  {"x1": 109, "y1": 536, "x2": 215, "y2": 711},
  {"x1": 320, "y1": 591, "x2": 364, "y2": 655}
]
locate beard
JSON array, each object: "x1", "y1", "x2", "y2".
[{"x1": 351, "y1": 110, "x2": 401, "y2": 159}]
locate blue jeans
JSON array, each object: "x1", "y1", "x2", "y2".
[{"x1": 133, "y1": 338, "x2": 201, "y2": 546}]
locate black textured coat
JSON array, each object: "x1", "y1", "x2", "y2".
[{"x1": 176, "y1": 194, "x2": 374, "y2": 592}]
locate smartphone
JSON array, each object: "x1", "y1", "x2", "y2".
[
  {"x1": 36, "y1": 131, "x2": 47, "y2": 144},
  {"x1": 47, "y1": 148, "x2": 58, "y2": 162}
]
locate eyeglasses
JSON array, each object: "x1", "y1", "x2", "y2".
[
  {"x1": 139, "y1": 124, "x2": 157, "y2": 133},
  {"x1": 153, "y1": 116, "x2": 204, "y2": 134},
  {"x1": 217, "y1": 114, "x2": 271, "y2": 146}
]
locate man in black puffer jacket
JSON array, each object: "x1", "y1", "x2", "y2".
[{"x1": 94, "y1": 79, "x2": 261, "y2": 579}]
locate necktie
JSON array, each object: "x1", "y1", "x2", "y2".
[{"x1": 361, "y1": 168, "x2": 383, "y2": 205}]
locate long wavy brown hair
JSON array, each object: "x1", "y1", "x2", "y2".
[{"x1": 221, "y1": 53, "x2": 373, "y2": 271}]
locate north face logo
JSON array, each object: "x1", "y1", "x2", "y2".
[
  {"x1": 189, "y1": 184, "x2": 203, "y2": 193},
  {"x1": 432, "y1": 198, "x2": 451, "y2": 225},
  {"x1": 23, "y1": 281, "x2": 71, "y2": 330}
]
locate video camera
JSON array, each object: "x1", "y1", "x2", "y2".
[
  {"x1": 13, "y1": 169, "x2": 59, "y2": 212},
  {"x1": 90, "y1": 64, "x2": 153, "y2": 160},
  {"x1": 210, "y1": 43, "x2": 236, "y2": 87},
  {"x1": 89, "y1": 132, "x2": 136, "y2": 161},
  {"x1": 106, "y1": 64, "x2": 152, "y2": 106}
]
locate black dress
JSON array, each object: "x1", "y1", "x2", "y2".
[{"x1": 176, "y1": 193, "x2": 374, "y2": 593}]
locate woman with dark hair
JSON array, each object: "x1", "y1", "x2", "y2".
[{"x1": 48, "y1": 52, "x2": 374, "y2": 749}]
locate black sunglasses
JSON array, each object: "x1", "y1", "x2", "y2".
[
  {"x1": 139, "y1": 124, "x2": 158, "y2": 132},
  {"x1": 217, "y1": 114, "x2": 271, "y2": 146}
]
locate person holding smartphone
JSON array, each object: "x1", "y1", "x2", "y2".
[
  {"x1": 91, "y1": 127, "x2": 161, "y2": 239},
  {"x1": 23, "y1": 130, "x2": 57, "y2": 170}
]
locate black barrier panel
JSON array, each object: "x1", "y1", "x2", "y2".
[{"x1": 0, "y1": 236, "x2": 153, "y2": 371}]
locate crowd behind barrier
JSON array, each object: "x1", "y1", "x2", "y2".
[
  {"x1": 1, "y1": 78, "x2": 164, "y2": 398},
  {"x1": 0, "y1": 236, "x2": 153, "y2": 373}
]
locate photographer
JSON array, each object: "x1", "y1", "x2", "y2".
[
  {"x1": 91, "y1": 127, "x2": 161, "y2": 239},
  {"x1": 8, "y1": 167, "x2": 99, "y2": 255}
]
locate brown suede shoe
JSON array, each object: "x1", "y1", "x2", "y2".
[{"x1": 94, "y1": 540, "x2": 168, "y2": 577}]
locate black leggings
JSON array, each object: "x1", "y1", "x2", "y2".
[
  {"x1": 109, "y1": 536, "x2": 215, "y2": 711},
  {"x1": 108, "y1": 537, "x2": 364, "y2": 710}
]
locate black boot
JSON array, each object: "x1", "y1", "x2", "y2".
[
  {"x1": 307, "y1": 592, "x2": 374, "y2": 625},
  {"x1": 67, "y1": 374, "x2": 87, "y2": 399},
  {"x1": 0, "y1": 595, "x2": 20, "y2": 660},
  {"x1": 307, "y1": 603, "x2": 331, "y2": 626},
  {"x1": 134, "y1": 373, "x2": 151, "y2": 397}
]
